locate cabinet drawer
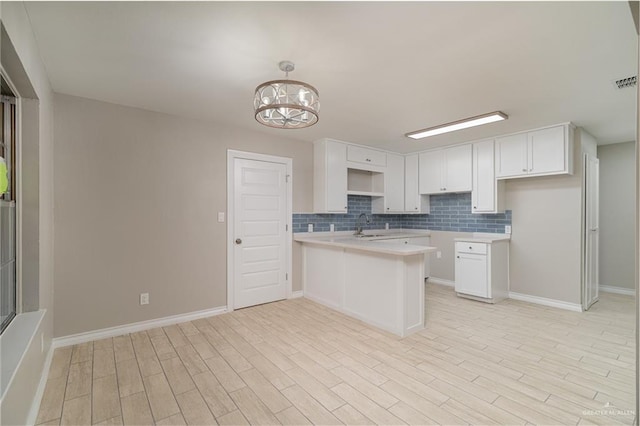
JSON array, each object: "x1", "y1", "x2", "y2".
[
  {"x1": 455, "y1": 242, "x2": 487, "y2": 255},
  {"x1": 347, "y1": 146, "x2": 386, "y2": 166}
]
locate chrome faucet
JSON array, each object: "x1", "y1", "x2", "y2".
[{"x1": 355, "y1": 213, "x2": 371, "y2": 235}]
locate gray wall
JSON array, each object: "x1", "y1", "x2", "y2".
[
  {"x1": 598, "y1": 141, "x2": 636, "y2": 290},
  {"x1": 0, "y1": 2, "x2": 55, "y2": 425},
  {"x1": 53, "y1": 94, "x2": 313, "y2": 337}
]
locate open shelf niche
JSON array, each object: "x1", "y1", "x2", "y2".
[{"x1": 347, "y1": 168, "x2": 384, "y2": 197}]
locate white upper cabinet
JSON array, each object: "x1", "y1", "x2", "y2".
[
  {"x1": 495, "y1": 133, "x2": 527, "y2": 178},
  {"x1": 385, "y1": 153, "x2": 405, "y2": 212},
  {"x1": 418, "y1": 150, "x2": 442, "y2": 194},
  {"x1": 472, "y1": 140, "x2": 504, "y2": 214},
  {"x1": 419, "y1": 144, "x2": 472, "y2": 194},
  {"x1": 444, "y1": 144, "x2": 473, "y2": 192},
  {"x1": 404, "y1": 154, "x2": 430, "y2": 214},
  {"x1": 372, "y1": 153, "x2": 404, "y2": 213},
  {"x1": 496, "y1": 124, "x2": 573, "y2": 179},
  {"x1": 313, "y1": 139, "x2": 348, "y2": 213},
  {"x1": 347, "y1": 145, "x2": 386, "y2": 169},
  {"x1": 528, "y1": 126, "x2": 570, "y2": 175}
]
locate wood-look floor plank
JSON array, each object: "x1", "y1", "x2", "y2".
[
  {"x1": 37, "y1": 285, "x2": 635, "y2": 426},
  {"x1": 192, "y1": 371, "x2": 238, "y2": 418},
  {"x1": 203, "y1": 355, "x2": 246, "y2": 393},
  {"x1": 280, "y1": 385, "x2": 342, "y2": 425},
  {"x1": 176, "y1": 388, "x2": 217, "y2": 426},
  {"x1": 331, "y1": 383, "x2": 404, "y2": 425},
  {"x1": 142, "y1": 373, "x2": 181, "y2": 421},
  {"x1": 228, "y1": 387, "x2": 280, "y2": 425},
  {"x1": 116, "y1": 357, "x2": 144, "y2": 397},
  {"x1": 70, "y1": 342, "x2": 93, "y2": 364},
  {"x1": 156, "y1": 413, "x2": 187, "y2": 426},
  {"x1": 161, "y1": 356, "x2": 196, "y2": 395},
  {"x1": 120, "y1": 391, "x2": 154, "y2": 426},
  {"x1": 113, "y1": 335, "x2": 136, "y2": 364},
  {"x1": 285, "y1": 367, "x2": 345, "y2": 411},
  {"x1": 60, "y1": 395, "x2": 91, "y2": 426},
  {"x1": 92, "y1": 374, "x2": 121, "y2": 424},
  {"x1": 276, "y1": 406, "x2": 312, "y2": 426},
  {"x1": 48, "y1": 347, "x2": 73, "y2": 380},
  {"x1": 331, "y1": 404, "x2": 374, "y2": 425},
  {"x1": 65, "y1": 360, "x2": 92, "y2": 401},
  {"x1": 216, "y1": 410, "x2": 249, "y2": 425},
  {"x1": 238, "y1": 368, "x2": 291, "y2": 413}
]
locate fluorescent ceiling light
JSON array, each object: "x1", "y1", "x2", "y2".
[{"x1": 406, "y1": 111, "x2": 508, "y2": 139}]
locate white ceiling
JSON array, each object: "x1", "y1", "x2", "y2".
[{"x1": 24, "y1": 1, "x2": 637, "y2": 153}]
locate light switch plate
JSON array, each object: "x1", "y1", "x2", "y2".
[{"x1": 217, "y1": 212, "x2": 225, "y2": 223}]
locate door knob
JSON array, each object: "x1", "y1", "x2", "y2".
[{"x1": 235, "y1": 238, "x2": 242, "y2": 245}]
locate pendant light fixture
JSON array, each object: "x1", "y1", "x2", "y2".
[{"x1": 254, "y1": 61, "x2": 320, "y2": 129}]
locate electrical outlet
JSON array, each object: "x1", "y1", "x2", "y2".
[
  {"x1": 217, "y1": 212, "x2": 225, "y2": 223},
  {"x1": 505, "y1": 225, "x2": 512, "y2": 234},
  {"x1": 436, "y1": 251, "x2": 442, "y2": 259},
  {"x1": 140, "y1": 293, "x2": 149, "y2": 305},
  {"x1": 329, "y1": 224, "x2": 335, "y2": 232}
]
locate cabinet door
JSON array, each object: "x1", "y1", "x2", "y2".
[
  {"x1": 384, "y1": 153, "x2": 405, "y2": 212},
  {"x1": 455, "y1": 252, "x2": 488, "y2": 298},
  {"x1": 472, "y1": 140, "x2": 496, "y2": 213},
  {"x1": 326, "y1": 142, "x2": 348, "y2": 212},
  {"x1": 495, "y1": 133, "x2": 528, "y2": 178},
  {"x1": 418, "y1": 150, "x2": 443, "y2": 194},
  {"x1": 347, "y1": 145, "x2": 387, "y2": 167},
  {"x1": 443, "y1": 144, "x2": 472, "y2": 192},
  {"x1": 528, "y1": 126, "x2": 567, "y2": 175},
  {"x1": 404, "y1": 154, "x2": 419, "y2": 212}
]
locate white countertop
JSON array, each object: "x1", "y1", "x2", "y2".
[
  {"x1": 294, "y1": 229, "x2": 436, "y2": 256},
  {"x1": 454, "y1": 233, "x2": 511, "y2": 244}
]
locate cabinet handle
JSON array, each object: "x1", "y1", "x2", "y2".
[
  {"x1": 456, "y1": 256, "x2": 460, "y2": 259},
  {"x1": 473, "y1": 206, "x2": 477, "y2": 209},
  {"x1": 415, "y1": 207, "x2": 418, "y2": 210},
  {"x1": 522, "y1": 168, "x2": 527, "y2": 172},
  {"x1": 387, "y1": 207, "x2": 390, "y2": 210},
  {"x1": 469, "y1": 246, "x2": 473, "y2": 250},
  {"x1": 366, "y1": 158, "x2": 371, "y2": 162},
  {"x1": 529, "y1": 168, "x2": 532, "y2": 172}
]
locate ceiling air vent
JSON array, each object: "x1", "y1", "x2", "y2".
[{"x1": 614, "y1": 75, "x2": 637, "y2": 89}]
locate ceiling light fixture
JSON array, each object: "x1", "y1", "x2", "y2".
[
  {"x1": 405, "y1": 111, "x2": 508, "y2": 139},
  {"x1": 254, "y1": 61, "x2": 320, "y2": 129}
]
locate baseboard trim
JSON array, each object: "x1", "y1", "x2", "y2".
[
  {"x1": 289, "y1": 291, "x2": 304, "y2": 299},
  {"x1": 26, "y1": 344, "x2": 54, "y2": 426},
  {"x1": 428, "y1": 277, "x2": 455, "y2": 287},
  {"x1": 599, "y1": 285, "x2": 635, "y2": 296},
  {"x1": 53, "y1": 306, "x2": 227, "y2": 348},
  {"x1": 508, "y1": 292, "x2": 582, "y2": 312}
]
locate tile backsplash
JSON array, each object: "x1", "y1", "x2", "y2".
[{"x1": 293, "y1": 193, "x2": 511, "y2": 234}]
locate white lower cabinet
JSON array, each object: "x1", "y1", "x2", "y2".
[{"x1": 454, "y1": 240, "x2": 509, "y2": 303}]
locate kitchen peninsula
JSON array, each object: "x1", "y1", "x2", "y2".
[{"x1": 295, "y1": 231, "x2": 436, "y2": 337}]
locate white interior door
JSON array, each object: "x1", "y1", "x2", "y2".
[
  {"x1": 231, "y1": 156, "x2": 289, "y2": 309},
  {"x1": 583, "y1": 154, "x2": 599, "y2": 310}
]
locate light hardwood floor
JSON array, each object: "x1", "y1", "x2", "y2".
[{"x1": 36, "y1": 283, "x2": 635, "y2": 425}]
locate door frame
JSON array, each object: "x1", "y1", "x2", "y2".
[{"x1": 226, "y1": 149, "x2": 293, "y2": 312}]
